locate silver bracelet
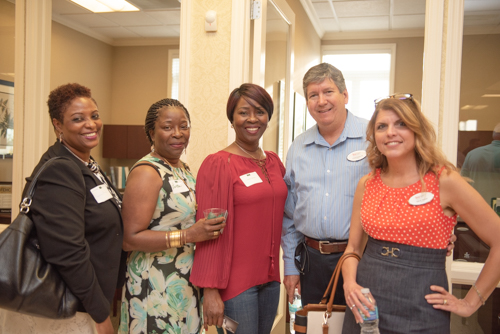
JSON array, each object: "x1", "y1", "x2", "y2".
[{"x1": 472, "y1": 283, "x2": 486, "y2": 306}]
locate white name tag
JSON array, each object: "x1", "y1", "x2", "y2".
[
  {"x1": 239, "y1": 172, "x2": 263, "y2": 187},
  {"x1": 90, "y1": 185, "x2": 113, "y2": 203},
  {"x1": 408, "y1": 192, "x2": 434, "y2": 206},
  {"x1": 347, "y1": 150, "x2": 367, "y2": 162},
  {"x1": 169, "y1": 179, "x2": 189, "y2": 193}
]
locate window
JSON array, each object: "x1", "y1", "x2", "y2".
[
  {"x1": 322, "y1": 44, "x2": 396, "y2": 121},
  {"x1": 168, "y1": 49, "x2": 179, "y2": 100}
]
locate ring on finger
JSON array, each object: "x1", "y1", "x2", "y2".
[
  {"x1": 443, "y1": 299, "x2": 447, "y2": 305},
  {"x1": 213, "y1": 230, "x2": 220, "y2": 237},
  {"x1": 349, "y1": 304, "x2": 355, "y2": 310}
]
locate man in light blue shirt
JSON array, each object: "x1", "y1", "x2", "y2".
[
  {"x1": 461, "y1": 123, "x2": 500, "y2": 207},
  {"x1": 281, "y1": 63, "x2": 370, "y2": 306}
]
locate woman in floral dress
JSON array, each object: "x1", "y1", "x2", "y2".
[{"x1": 118, "y1": 98, "x2": 226, "y2": 334}]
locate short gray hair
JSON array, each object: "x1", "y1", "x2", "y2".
[{"x1": 303, "y1": 63, "x2": 346, "y2": 99}]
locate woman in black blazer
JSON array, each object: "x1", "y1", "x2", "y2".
[{"x1": 0, "y1": 83, "x2": 125, "y2": 334}]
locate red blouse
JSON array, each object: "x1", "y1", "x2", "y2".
[
  {"x1": 361, "y1": 168, "x2": 456, "y2": 249},
  {"x1": 190, "y1": 151, "x2": 287, "y2": 301}
]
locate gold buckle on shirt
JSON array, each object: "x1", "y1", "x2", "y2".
[{"x1": 381, "y1": 246, "x2": 400, "y2": 258}]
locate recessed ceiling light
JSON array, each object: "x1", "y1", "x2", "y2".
[
  {"x1": 70, "y1": 0, "x2": 139, "y2": 13},
  {"x1": 473, "y1": 105, "x2": 488, "y2": 110},
  {"x1": 461, "y1": 105, "x2": 473, "y2": 110},
  {"x1": 482, "y1": 94, "x2": 500, "y2": 97}
]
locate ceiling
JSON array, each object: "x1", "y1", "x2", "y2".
[
  {"x1": 51, "y1": 0, "x2": 181, "y2": 45},
  {"x1": 303, "y1": 0, "x2": 500, "y2": 39},
  {"x1": 50, "y1": 0, "x2": 500, "y2": 45}
]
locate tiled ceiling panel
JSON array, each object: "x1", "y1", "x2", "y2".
[
  {"x1": 392, "y1": 14, "x2": 426, "y2": 30},
  {"x1": 49, "y1": 0, "x2": 500, "y2": 44},
  {"x1": 334, "y1": 1, "x2": 389, "y2": 18},
  {"x1": 338, "y1": 16, "x2": 389, "y2": 31}
]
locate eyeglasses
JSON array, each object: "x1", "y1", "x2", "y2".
[{"x1": 374, "y1": 93, "x2": 413, "y2": 106}]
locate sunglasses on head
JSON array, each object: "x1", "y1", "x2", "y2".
[{"x1": 374, "y1": 93, "x2": 413, "y2": 106}]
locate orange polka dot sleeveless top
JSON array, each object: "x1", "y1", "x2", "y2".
[{"x1": 361, "y1": 168, "x2": 456, "y2": 249}]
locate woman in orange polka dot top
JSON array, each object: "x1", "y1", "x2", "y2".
[{"x1": 341, "y1": 94, "x2": 500, "y2": 334}]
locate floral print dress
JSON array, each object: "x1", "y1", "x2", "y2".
[{"x1": 119, "y1": 154, "x2": 200, "y2": 334}]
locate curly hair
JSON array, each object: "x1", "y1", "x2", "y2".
[
  {"x1": 144, "y1": 98, "x2": 191, "y2": 145},
  {"x1": 226, "y1": 83, "x2": 274, "y2": 123},
  {"x1": 47, "y1": 83, "x2": 96, "y2": 125},
  {"x1": 366, "y1": 96, "x2": 456, "y2": 187}
]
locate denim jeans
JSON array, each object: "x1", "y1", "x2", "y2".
[{"x1": 216, "y1": 281, "x2": 280, "y2": 334}]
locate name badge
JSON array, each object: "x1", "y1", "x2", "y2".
[
  {"x1": 239, "y1": 172, "x2": 263, "y2": 187},
  {"x1": 169, "y1": 179, "x2": 189, "y2": 193},
  {"x1": 408, "y1": 192, "x2": 434, "y2": 206},
  {"x1": 347, "y1": 150, "x2": 367, "y2": 162},
  {"x1": 90, "y1": 185, "x2": 113, "y2": 203}
]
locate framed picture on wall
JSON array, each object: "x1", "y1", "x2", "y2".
[{"x1": 0, "y1": 80, "x2": 14, "y2": 158}]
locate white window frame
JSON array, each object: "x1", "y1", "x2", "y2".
[
  {"x1": 322, "y1": 44, "x2": 396, "y2": 119},
  {"x1": 168, "y1": 49, "x2": 179, "y2": 99}
]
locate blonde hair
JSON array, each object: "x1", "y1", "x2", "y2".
[{"x1": 366, "y1": 96, "x2": 456, "y2": 187}]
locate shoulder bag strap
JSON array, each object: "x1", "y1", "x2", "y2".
[
  {"x1": 21, "y1": 156, "x2": 85, "y2": 214},
  {"x1": 323, "y1": 252, "x2": 361, "y2": 311}
]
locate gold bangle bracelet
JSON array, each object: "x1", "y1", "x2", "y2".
[
  {"x1": 473, "y1": 283, "x2": 486, "y2": 306},
  {"x1": 171, "y1": 230, "x2": 181, "y2": 248},
  {"x1": 165, "y1": 231, "x2": 170, "y2": 248},
  {"x1": 169, "y1": 231, "x2": 177, "y2": 248},
  {"x1": 181, "y1": 229, "x2": 187, "y2": 246},
  {"x1": 166, "y1": 230, "x2": 187, "y2": 248}
]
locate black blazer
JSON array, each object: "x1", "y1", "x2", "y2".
[{"x1": 23, "y1": 141, "x2": 126, "y2": 323}]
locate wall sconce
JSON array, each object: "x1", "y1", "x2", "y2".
[{"x1": 205, "y1": 10, "x2": 217, "y2": 32}]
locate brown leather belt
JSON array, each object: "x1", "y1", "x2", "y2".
[{"x1": 305, "y1": 236, "x2": 347, "y2": 254}]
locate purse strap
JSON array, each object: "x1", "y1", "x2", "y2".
[
  {"x1": 320, "y1": 252, "x2": 361, "y2": 313},
  {"x1": 20, "y1": 157, "x2": 73, "y2": 214}
]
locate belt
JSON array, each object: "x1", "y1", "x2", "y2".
[{"x1": 305, "y1": 237, "x2": 347, "y2": 254}]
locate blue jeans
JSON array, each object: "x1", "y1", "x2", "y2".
[{"x1": 217, "y1": 281, "x2": 280, "y2": 334}]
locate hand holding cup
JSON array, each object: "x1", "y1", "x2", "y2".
[
  {"x1": 203, "y1": 208, "x2": 228, "y2": 235},
  {"x1": 188, "y1": 209, "x2": 226, "y2": 243}
]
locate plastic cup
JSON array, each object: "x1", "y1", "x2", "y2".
[{"x1": 203, "y1": 208, "x2": 227, "y2": 234}]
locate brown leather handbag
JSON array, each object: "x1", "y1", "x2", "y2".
[{"x1": 294, "y1": 252, "x2": 361, "y2": 334}]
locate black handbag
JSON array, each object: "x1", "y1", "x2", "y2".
[{"x1": 0, "y1": 157, "x2": 83, "y2": 319}]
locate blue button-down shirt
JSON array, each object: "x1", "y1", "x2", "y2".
[{"x1": 281, "y1": 111, "x2": 370, "y2": 275}]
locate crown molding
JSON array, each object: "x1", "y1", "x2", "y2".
[
  {"x1": 322, "y1": 28, "x2": 425, "y2": 41},
  {"x1": 112, "y1": 38, "x2": 179, "y2": 46},
  {"x1": 298, "y1": 0, "x2": 324, "y2": 39},
  {"x1": 321, "y1": 24, "x2": 500, "y2": 41}
]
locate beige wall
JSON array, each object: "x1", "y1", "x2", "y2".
[
  {"x1": 459, "y1": 33, "x2": 500, "y2": 131},
  {"x1": 110, "y1": 45, "x2": 178, "y2": 125},
  {"x1": 0, "y1": 0, "x2": 15, "y2": 182},
  {"x1": 322, "y1": 37, "x2": 425, "y2": 101},
  {"x1": 51, "y1": 21, "x2": 114, "y2": 170},
  {"x1": 286, "y1": 0, "x2": 321, "y2": 96},
  {"x1": 0, "y1": 0, "x2": 15, "y2": 83},
  {"x1": 185, "y1": 0, "x2": 233, "y2": 174},
  {"x1": 50, "y1": 25, "x2": 180, "y2": 172}
]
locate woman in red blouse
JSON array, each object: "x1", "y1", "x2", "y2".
[
  {"x1": 341, "y1": 94, "x2": 500, "y2": 333},
  {"x1": 190, "y1": 84, "x2": 288, "y2": 334}
]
